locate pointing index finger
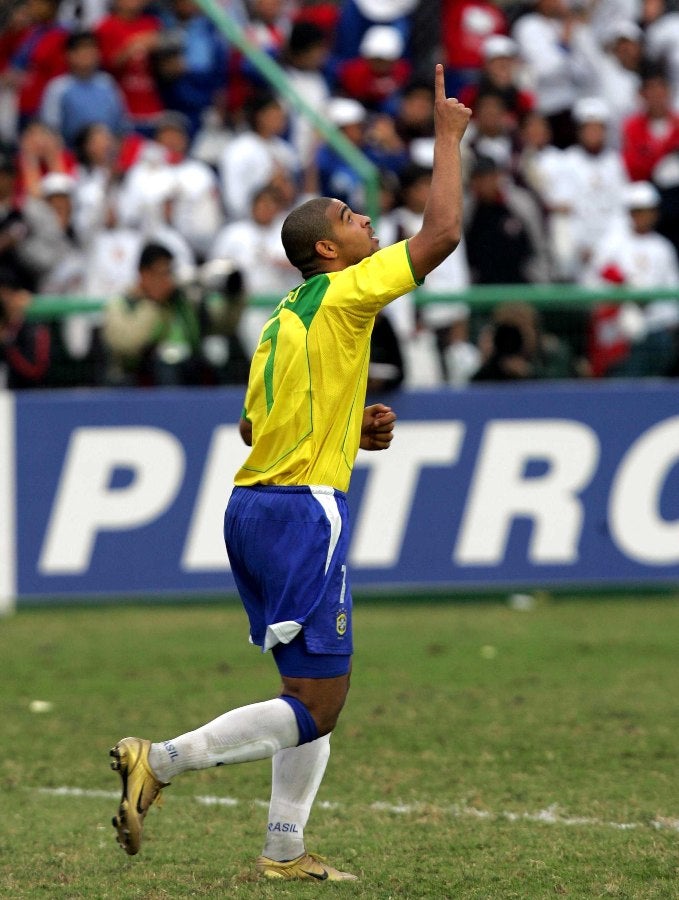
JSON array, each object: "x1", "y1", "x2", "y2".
[{"x1": 434, "y1": 63, "x2": 446, "y2": 102}]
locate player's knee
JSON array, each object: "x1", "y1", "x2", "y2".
[
  {"x1": 312, "y1": 693, "x2": 347, "y2": 736},
  {"x1": 281, "y1": 677, "x2": 350, "y2": 739}
]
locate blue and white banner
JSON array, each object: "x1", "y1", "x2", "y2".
[{"x1": 2, "y1": 382, "x2": 679, "y2": 606}]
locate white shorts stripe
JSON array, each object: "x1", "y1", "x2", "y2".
[{"x1": 310, "y1": 486, "x2": 342, "y2": 575}]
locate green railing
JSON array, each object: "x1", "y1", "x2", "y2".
[
  {"x1": 193, "y1": 0, "x2": 381, "y2": 222},
  {"x1": 24, "y1": 284, "x2": 679, "y2": 321}
]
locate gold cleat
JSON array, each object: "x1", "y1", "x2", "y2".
[
  {"x1": 109, "y1": 736, "x2": 169, "y2": 856},
  {"x1": 256, "y1": 852, "x2": 358, "y2": 881}
]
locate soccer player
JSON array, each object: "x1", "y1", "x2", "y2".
[{"x1": 109, "y1": 64, "x2": 471, "y2": 881}]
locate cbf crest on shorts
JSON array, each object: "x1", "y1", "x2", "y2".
[{"x1": 336, "y1": 610, "x2": 348, "y2": 636}]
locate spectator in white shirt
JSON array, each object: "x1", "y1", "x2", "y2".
[
  {"x1": 218, "y1": 90, "x2": 300, "y2": 221},
  {"x1": 378, "y1": 161, "x2": 474, "y2": 386},
  {"x1": 541, "y1": 96, "x2": 629, "y2": 281},
  {"x1": 281, "y1": 22, "x2": 331, "y2": 170},
  {"x1": 644, "y1": 0, "x2": 679, "y2": 110},
  {"x1": 512, "y1": 0, "x2": 600, "y2": 147},
  {"x1": 585, "y1": 180, "x2": 679, "y2": 375},
  {"x1": 209, "y1": 182, "x2": 299, "y2": 354},
  {"x1": 591, "y1": 20, "x2": 644, "y2": 149}
]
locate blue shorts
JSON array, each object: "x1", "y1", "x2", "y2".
[{"x1": 224, "y1": 485, "x2": 353, "y2": 673}]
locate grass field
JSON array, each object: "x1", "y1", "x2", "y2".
[{"x1": 2, "y1": 594, "x2": 679, "y2": 899}]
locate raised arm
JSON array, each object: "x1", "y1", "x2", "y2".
[{"x1": 407, "y1": 65, "x2": 471, "y2": 282}]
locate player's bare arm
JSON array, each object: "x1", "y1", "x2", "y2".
[
  {"x1": 239, "y1": 417, "x2": 253, "y2": 446},
  {"x1": 408, "y1": 64, "x2": 472, "y2": 281},
  {"x1": 360, "y1": 403, "x2": 396, "y2": 451}
]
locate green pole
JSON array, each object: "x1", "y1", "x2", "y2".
[{"x1": 191, "y1": 0, "x2": 381, "y2": 222}]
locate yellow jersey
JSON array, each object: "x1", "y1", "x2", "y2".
[{"x1": 235, "y1": 239, "x2": 420, "y2": 492}]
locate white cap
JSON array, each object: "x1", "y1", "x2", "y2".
[
  {"x1": 422, "y1": 301, "x2": 471, "y2": 329},
  {"x1": 359, "y1": 24, "x2": 404, "y2": 60},
  {"x1": 623, "y1": 180, "x2": 661, "y2": 209},
  {"x1": 605, "y1": 20, "x2": 643, "y2": 44},
  {"x1": 327, "y1": 97, "x2": 367, "y2": 128},
  {"x1": 40, "y1": 172, "x2": 76, "y2": 197},
  {"x1": 410, "y1": 137, "x2": 435, "y2": 168},
  {"x1": 573, "y1": 96, "x2": 610, "y2": 124},
  {"x1": 353, "y1": 0, "x2": 417, "y2": 22},
  {"x1": 483, "y1": 35, "x2": 518, "y2": 60}
]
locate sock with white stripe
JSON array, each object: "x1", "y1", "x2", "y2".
[
  {"x1": 262, "y1": 733, "x2": 332, "y2": 861},
  {"x1": 147, "y1": 698, "x2": 299, "y2": 782}
]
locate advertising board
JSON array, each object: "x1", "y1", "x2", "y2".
[{"x1": 2, "y1": 382, "x2": 678, "y2": 605}]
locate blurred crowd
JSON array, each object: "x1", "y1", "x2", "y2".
[{"x1": 2, "y1": 0, "x2": 679, "y2": 391}]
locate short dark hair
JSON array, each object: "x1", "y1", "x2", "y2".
[
  {"x1": 640, "y1": 60, "x2": 669, "y2": 84},
  {"x1": 66, "y1": 30, "x2": 97, "y2": 52},
  {"x1": 287, "y1": 21, "x2": 326, "y2": 55},
  {"x1": 138, "y1": 242, "x2": 174, "y2": 272},
  {"x1": 0, "y1": 266, "x2": 22, "y2": 291},
  {"x1": 401, "y1": 77, "x2": 434, "y2": 99},
  {"x1": 399, "y1": 162, "x2": 431, "y2": 191},
  {"x1": 0, "y1": 150, "x2": 16, "y2": 175},
  {"x1": 471, "y1": 154, "x2": 501, "y2": 178},
  {"x1": 281, "y1": 197, "x2": 335, "y2": 277},
  {"x1": 245, "y1": 90, "x2": 282, "y2": 128}
]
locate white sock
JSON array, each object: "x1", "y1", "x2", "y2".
[
  {"x1": 148, "y1": 698, "x2": 299, "y2": 782},
  {"x1": 262, "y1": 733, "x2": 331, "y2": 861}
]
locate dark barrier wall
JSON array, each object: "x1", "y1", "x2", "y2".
[{"x1": 1, "y1": 382, "x2": 679, "y2": 608}]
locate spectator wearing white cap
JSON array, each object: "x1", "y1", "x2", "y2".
[
  {"x1": 540, "y1": 96, "x2": 629, "y2": 280},
  {"x1": 589, "y1": 21, "x2": 643, "y2": 149},
  {"x1": 17, "y1": 171, "x2": 85, "y2": 294},
  {"x1": 314, "y1": 96, "x2": 409, "y2": 207},
  {"x1": 644, "y1": 0, "x2": 679, "y2": 110},
  {"x1": 511, "y1": 0, "x2": 601, "y2": 147},
  {"x1": 335, "y1": 25, "x2": 412, "y2": 115},
  {"x1": 315, "y1": 97, "x2": 368, "y2": 209},
  {"x1": 585, "y1": 180, "x2": 679, "y2": 376},
  {"x1": 587, "y1": 180, "x2": 678, "y2": 286},
  {"x1": 459, "y1": 35, "x2": 535, "y2": 126},
  {"x1": 584, "y1": 0, "x2": 639, "y2": 46},
  {"x1": 18, "y1": 170, "x2": 98, "y2": 371}
]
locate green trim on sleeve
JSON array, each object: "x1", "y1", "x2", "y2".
[{"x1": 405, "y1": 239, "x2": 425, "y2": 286}]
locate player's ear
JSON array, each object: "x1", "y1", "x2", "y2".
[{"x1": 314, "y1": 238, "x2": 338, "y2": 260}]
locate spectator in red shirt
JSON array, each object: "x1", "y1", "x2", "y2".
[
  {"x1": 441, "y1": 0, "x2": 508, "y2": 96},
  {"x1": 336, "y1": 25, "x2": 412, "y2": 115},
  {"x1": 95, "y1": 0, "x2": 164, "y2": 134},
  {"x1": 622, "y1": 63, "x2": 679, "y2": 182},
  {"x1": 9, "y1": 0, "x2": 69, "y2": 124}
]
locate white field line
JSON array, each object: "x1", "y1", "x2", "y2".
[{"x1": 34, "y1": 788, "x2": 679, "y2": 834}]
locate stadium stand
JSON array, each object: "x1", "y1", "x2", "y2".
[{"x1": 2, "y1": 0, "x2": 679, "y2": 390}]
